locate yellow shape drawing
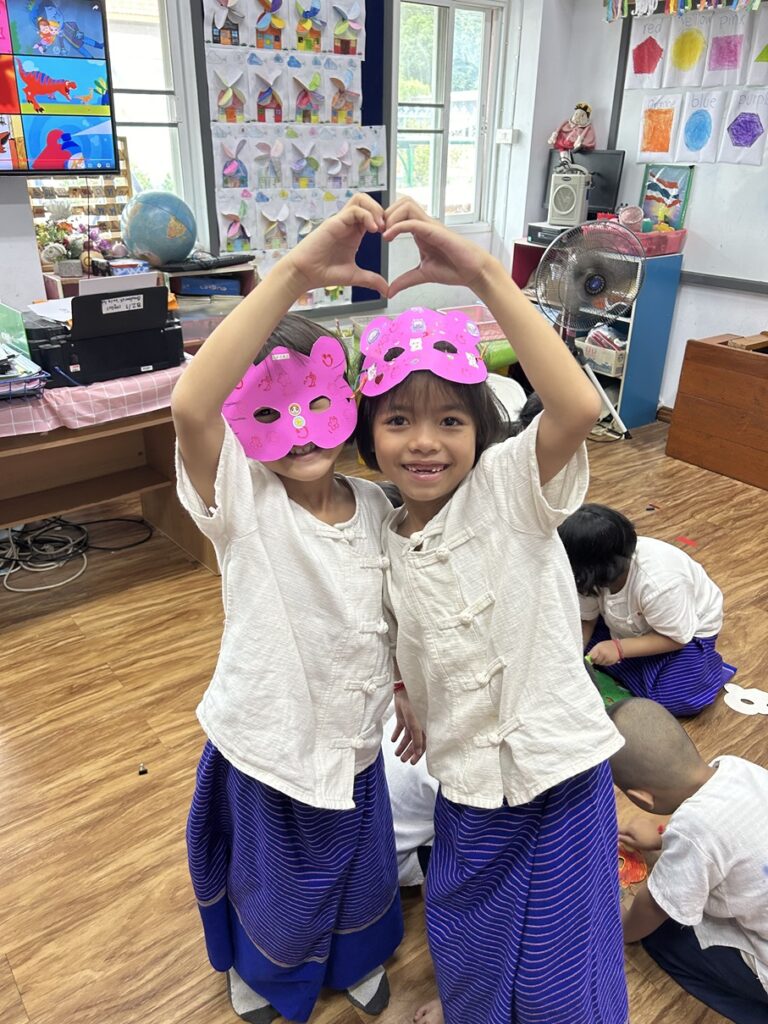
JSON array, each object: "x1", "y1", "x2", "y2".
[{"x1": 671, "y1": 28, "x2": 706, "y2": 71}]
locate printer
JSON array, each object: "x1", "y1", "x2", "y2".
[{"x1": 23, "y1": 286, "x2": 184, "y2": 388}]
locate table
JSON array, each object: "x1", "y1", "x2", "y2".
[{"x1": 0, "y1": 366, "x2": 218, "y2": 573}]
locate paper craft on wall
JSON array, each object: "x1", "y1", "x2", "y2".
[
  {"x1": 204, "y1": 0, "x2": 248, "y2": 45},
  {"x1": 256, "y1": 198, "x2": 291, "y2": 249},
  {"x1": 640, "y1": 164, "x2": 694, "y2": 229},
  {"x1": 355, "y1": 125, "x2": 386, "y2": 190},
  {"x1": 290, "y1": 188, "x2": 324, "y2": 238},
  {"x1": 254, "y1": 136, "x2": 285, "y2": 187},
  {"x1": 322, "y1": 137, "x2": 352, "y2": 188},
  {"x1": 626, "y1": 15, "x2": 670, "y2": 90},
  {"x1": 211, "y1": 127, "x2": 251, "y2": 186},
  {"x1": 255, "y1": 0, "x2": 286, "y2": 50},
  {"x1": 248, "y1": 54, "x2": 286, "y2": 123},
  {"x1": 292, "y1": 2, "x2": 326, "y2": 53},
  {"x1": 293, "y1": 69, "x2": 324, "y2": 123},
  {"x1": 332, "y1": 3, "x2": 365, "y2": 57},
  {"x1": 207, "y1": 48, "x2": 249, "y2": 122},
  {"x1": 663, "y1": 12, "x2": 710, "y2": 89},
  {"x1": 328, "y1": 61, "x2": 362, "y2": 124},
  {"x1": 290, "y1": 134, "x2": 320, "y2": 186},
  {"x1": 746, "y1": 4, "x2": 768, "y2": 87},
  {"x1": 718, "y1": 87, "x2": 767, "y2": 165},
  {"x1": 638, "y1": 93, "x2": 682, "y2": 161},
  {"x1": 216, "y1": 188, "x2": 253, "y2": 251},
  {"x1": 674, "y1": 89, "x2": 727, "y2": 163},
  {"x1": 702, "y1": 10, "x2": 754, "y2": 88}
]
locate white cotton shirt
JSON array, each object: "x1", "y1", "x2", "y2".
[
  {"x1": 579, "y1": 537, "x2": 723, "y2": 644},
  {"x1": 647, "y1": 755, "x2": 768, "y2": 993},
  {"x1": 176, "y1": 421, "x2": 395, "y2": 810},
  {"x1": 383, "y1": 415, "x2": 623, "y2": 810},
  {"x1": 382, "y1": 707, "x2": 438, "y2": 886}
]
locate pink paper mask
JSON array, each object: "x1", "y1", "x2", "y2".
[
  {"x1": 222, "y1": 336, "x2": 357, "y2": 461},
  {"x1": 357, "y1": 306, "x2": 488, "y2": 397}
]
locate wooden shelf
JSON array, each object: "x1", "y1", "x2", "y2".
[
  {"x1": 0, "y1": 410, "x2": 173, "y2": 460},
  {"x1": 0, "y1": 466, "x2": 170, "y2": 528}
]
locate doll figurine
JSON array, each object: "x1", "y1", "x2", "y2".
[{"x1": 548, "y1": 102, "x2": 596, "y2": 152}]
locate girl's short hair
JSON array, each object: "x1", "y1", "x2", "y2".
[
  {"x1": 557, "y1": 503, "x2": 637, "y2": 595},
  {"x1": 256, "y1": 313, "x2": 349, "y2": 375},
  {"x1": 355, "y1": 370, "x2": 510, "y2": 472}
]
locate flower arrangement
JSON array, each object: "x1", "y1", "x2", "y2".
[{"x1": 36, "y1": 200, "x2": 117, "y2": 271}]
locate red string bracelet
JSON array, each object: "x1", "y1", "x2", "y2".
[
  {"x1": 393, "y1": 680, "x2": 406, "y2": 693},
  {"x1": 612, "y1": 638, "x2": 624, "y2": 661}
]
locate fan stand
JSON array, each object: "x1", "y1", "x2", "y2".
[{"x1": 561, "y1": 326, "x2": 631, "y2": 440}]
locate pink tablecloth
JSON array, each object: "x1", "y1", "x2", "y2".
[{"x1": 0, "y1": 361, "x2": 188, "y2": 438}]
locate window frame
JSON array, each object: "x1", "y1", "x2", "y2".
[{"x1": 396, "y1": 0, "x2": 505, "y2": 225}]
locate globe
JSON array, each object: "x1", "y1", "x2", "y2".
[{"x1": 121, "y1": 191, "x2": 197, "y2": 267}]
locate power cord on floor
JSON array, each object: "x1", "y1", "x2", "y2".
[{"x1": 0, "y1": 516, "x2": 153, "y2": 593}]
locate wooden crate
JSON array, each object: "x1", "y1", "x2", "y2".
[{"x1": 666, "y1": 332, "x2": 768, "y2": 491}]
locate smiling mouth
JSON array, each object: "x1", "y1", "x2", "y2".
[
  {"x1": 403, "y1": 463, "x2": 449, "y2": 477},
  {"x1": 289, "y1": 442, "x2": 319, "y2": 457}
]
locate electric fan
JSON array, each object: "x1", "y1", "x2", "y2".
[{"x1": 534, "y1": 220, "x2": 646, "y2": 438}]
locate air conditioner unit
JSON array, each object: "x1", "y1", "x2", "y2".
[{"x1": 547, "y1": 166, "x2": 591, "y2": 227}]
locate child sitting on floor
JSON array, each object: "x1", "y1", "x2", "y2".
[
  {"x1": 558, "y1": 503, "x2": 725, "y2": 716},
  {"x1": 608, "y1": 697, "x2": 768, "y2": 1024}
]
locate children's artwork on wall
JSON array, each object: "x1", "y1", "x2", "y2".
[
  {"x1": 204, "y1": 0, "x2": 247, "y2": 46},
  {"x1": 662, "y1": 12, "x2": 710, "y2": 89},
  {"x1": 292, "y1": 68, "x2": 324, "y2": 123},
  {"x1": 254, "y1": 136, "x2": 284, "y2": 187},
  {"x1": 640, "y1": 164, "x2": 694, "y2": 229},
  {"x1": 293, "y1": 2, "x2": 326, "y2": 53},
  {"x1": 216, "y1": 188, "x2": 253, "y2": 252},
  {"x1": 702, "y1": 9, "x2": 754, "y2": 89},
  {"x1": 322, "y1": 137, "x2": 352, "y2": 188},
  {"x1": 257, "y1": 198, "x2": 290, "y2": 249},
  {"x1": 248, "y1": 53, "x2": 285, "y2": 123},
  {"x1": 674, "y1": 89, "x2": 727, "y2": 164},
  {"x1": 327, "y1": 60, "x2": 361, "y2": 124},
  {"x1": 637, "y1": 93, "x2": 682, "y2": 161},
  {"x1": 332, "y1": 3, "x2": 364, "y2": 58},
  {"x1": 255, "y1": 0, "x2": 285, "y2": 50},
  {"x1": 746, "y1": 4, "x2": 768, "y2": 87},
  {"x1": 207, "y1": 46, "x2": 248, "y2": 122},
  {"x1": 212, "y1": 126, "x2": 250, "y2": 186},
  {"x1": 355, "y1": 125, "x2": 386, "y2": 190},
  {"x1": 291, "y1": 187, "x2": 323, "y2": 238},
  {"x1": 717, "y1": 88, "x2": 767, "y2": 165},
  {"x1": 626, "y1": 15, "x2": 670, "y2": 90},
  {"x1": 290, "y1": 134, "x2": 319, "y2": 186}
]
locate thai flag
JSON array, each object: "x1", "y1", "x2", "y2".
[{"x1": 644, "y1": 174, "x2": 681, "y2": 211}]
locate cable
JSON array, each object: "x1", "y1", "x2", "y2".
[{"x1": 72, "y1": 516, "x2": 154, "y2": 551}]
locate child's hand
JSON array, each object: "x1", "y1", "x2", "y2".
[
  {"x1": 382, "y1": 197, "x2": 494, "y2": 298},
  {"x1": 392, "y1": 686, "x2": 426, "y2": 764},
  {"x1": 589, "y1": 640, "x2": 622, "y2": 666},
  {"x1": 284, "y1": 193, "x2": 388, "y2": 296},
  {"x1": 619, "y1": 818, "x2": 664, "y2": 853}
]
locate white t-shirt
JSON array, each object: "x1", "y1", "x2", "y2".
[
  {"x1": 648, "y1": 755, "x2": 768, "y2": 993},
  {"x1": 176, "y1": 421, "x2": 395, "y2": 810},
  {"x1": 382, "y1": 708, "x2": 438, "y2": 887},
  {"x1": 579, "y1": 537, "x2": 723, "y2": 644},
  {"x1": 382, "y1": 415, "x2": 623, "y2": 810}
]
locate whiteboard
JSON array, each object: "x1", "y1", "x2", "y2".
[{"x1": 616, "y1": 87, "x2": 768, "y2": 284}]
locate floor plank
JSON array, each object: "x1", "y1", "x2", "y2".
[{"x1": 1, "y1": 424, "x2": 766, "y2": 1023}]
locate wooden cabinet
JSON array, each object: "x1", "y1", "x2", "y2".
[{"x1": 511, "y1": 239, "x2": 683, "y2": 430}]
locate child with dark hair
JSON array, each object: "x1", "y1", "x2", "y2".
[
  {"x1": 558, "y1": 503, "x2": 725, "y2": 716},
  {"x1": 356, "y1": 198, "x2": 627, "y2": 1024},
  {"x1": 171, "y1": 195, "x2": 409, "y2": 1023},
  {"x1": 608, "y1": 697, "x2": 768, "y2": 1024}
]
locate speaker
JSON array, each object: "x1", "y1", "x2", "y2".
[{"x1": 547, "y1": 170, "x2": 590, "y2": 227}]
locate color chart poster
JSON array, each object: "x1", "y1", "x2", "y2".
[
  {"x1": 638, "y1": 92, "x2": 682, "y2": 161},
  {"x1": 674, "y1": 88, "x2": 727, "y2": 163}
]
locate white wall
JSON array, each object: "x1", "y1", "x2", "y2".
[{"x1": 0, "y1": 179, "x2": 45, "y2": 309}]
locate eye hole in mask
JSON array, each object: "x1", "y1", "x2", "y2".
[
  {"x1": 433, "y1": 340, "x2": 458, "y2": 354},
  {"x1": 383, "y1": 346, "x2": 405, "y2": 363},
  {"x1": 253, "y1": 407, "x2": 280, "y2": 423},
  {"x1": 309, "y1": 396, "x2": 331, "y2": 411}
]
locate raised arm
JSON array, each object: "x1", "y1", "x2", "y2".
[
  {"x1": 383, "y1": 199, "x2": 601, "y2": 485},
  {"x1": 172, "y1": 195, "x2": 387, "y2": 506}
]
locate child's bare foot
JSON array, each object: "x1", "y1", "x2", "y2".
[{"x1": 414, "y1": 998, "x2": 444, "y2": 1024}]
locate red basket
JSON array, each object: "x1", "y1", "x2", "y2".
[
  {"x1": 437, "y1": 303, "x2": 506, "y2": 341},
  {"x1": 636, "y1": 229, "x2": 687, "y2": 256}
]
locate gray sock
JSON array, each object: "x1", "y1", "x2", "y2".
[{"x1": 228, "y1": 969, "x2": 270, "y2": 1015}]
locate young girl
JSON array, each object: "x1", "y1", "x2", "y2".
[
  {"x1": 355, "y1": 199, "x2": 628, "y2": 1024},
  {"x1": 171, "y1": 195, "x2": 407, "y2": 1024},
  {"x1": 558, "y1": 503, "x2": 725, "y2": 717}
]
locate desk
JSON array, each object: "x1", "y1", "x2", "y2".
[{"x1": 0, "y1": 369, "x2": 218, "y2": 573}]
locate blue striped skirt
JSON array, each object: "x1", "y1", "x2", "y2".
[
  {"x1": 186, "y1": 742, "x2": 403, "y2": 1022},
  {"x1": 586, "y1": 616, "x2": 723, "y2": 716},
  {"x1": 426, "y1": 762, "x2": 627, "y2": 1024}
]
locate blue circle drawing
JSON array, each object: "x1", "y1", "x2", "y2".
[{"x1": 684, "y1": 109, "x2": 712, "y2": 152}]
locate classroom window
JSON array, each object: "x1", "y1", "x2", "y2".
[{"x1": 396, "y1": 0, "x2": 503, "y2": 223}]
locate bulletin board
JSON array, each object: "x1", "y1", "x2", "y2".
[
  {"x1": 190, "y1": 0, "x2": 392, "y2": 316},
  {"x1": 611, "y1": 5, "x2": 768, "y2": 292}
]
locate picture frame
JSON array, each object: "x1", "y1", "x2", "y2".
[{"x1": 639, "y1": 163, "x2": 695, "y2": 230}]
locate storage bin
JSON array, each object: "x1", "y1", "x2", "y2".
[
  {"x1": 438, "y1": 303, "x2": 506, "y2": 341},
  {"x1": 583, "y1": 340, "x2": 626, "y2": 377},
  {"x1": 636, "y1": 229, "x2": 687, "y2": 256}
]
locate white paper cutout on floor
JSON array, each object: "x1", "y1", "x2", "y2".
[{"x1": 723, "y1": 682, "x2": 768, "y2": 716}]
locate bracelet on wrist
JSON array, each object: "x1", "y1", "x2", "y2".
[
  {"x1": 393, "y1": 680, "x2": 405, "y2": 693},
  {"x1": 612, "y1": 638, "x2": 624, "y2": 661}
]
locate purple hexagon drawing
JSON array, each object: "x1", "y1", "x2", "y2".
[{"x1": 727, "y1": 112, "x2": 765, "y2": 149}]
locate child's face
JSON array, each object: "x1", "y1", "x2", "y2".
[
  {"x1": 372, "y1": 387, "x2": 476, "y2": 509},
  {"x1": 259, "y1": 396, "x2": 346, "y2": 482}
]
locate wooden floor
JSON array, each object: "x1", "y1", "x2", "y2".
[{"x1": 2, "y1": 422, "x2": 766, "y2": 1024}]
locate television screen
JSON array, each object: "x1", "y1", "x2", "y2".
[
  {"x1": 544, "y1": 149, "x2": 625, "y2": 217},
  {"x1": 0, "y1": 0, "x2": 118, "y2": 174}
]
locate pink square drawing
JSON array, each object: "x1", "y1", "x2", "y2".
[{"x1": 708, "y1": 34, "x2": 744, "y2": 71}]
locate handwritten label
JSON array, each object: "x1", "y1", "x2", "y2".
[{"x1": 101, "y1": 295, "x2": 143, "y2": 315}]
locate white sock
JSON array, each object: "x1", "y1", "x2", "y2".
[
  {"x1": 229, "y1": 969, "x2": 270, "y2": 1015},
  {"x1": 347, "y1": 965, "x2": 385, "y2": 1005}
]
